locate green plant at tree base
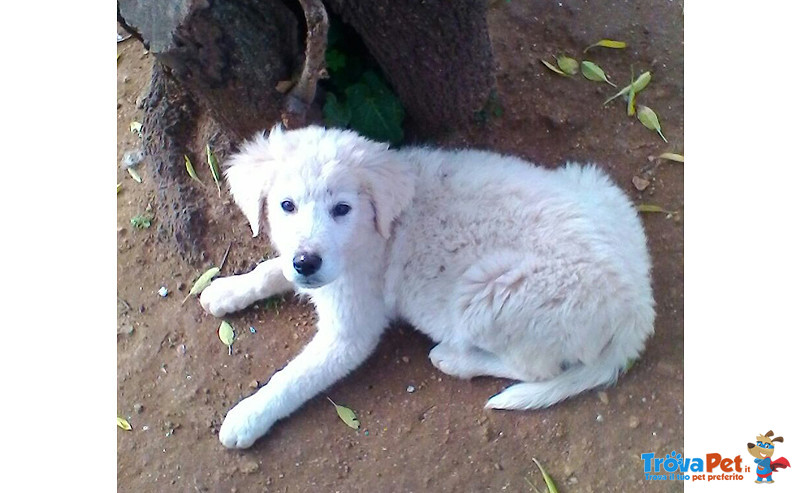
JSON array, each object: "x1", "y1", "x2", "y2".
[{"x1": 322, "y1": 18, "x2": 405, "y2": 145}]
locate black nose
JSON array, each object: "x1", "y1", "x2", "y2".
[{"x1": 293, "y1": 252, "x2": 322, "y2": 276}]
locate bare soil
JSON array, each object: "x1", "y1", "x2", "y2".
[{"x1": 117, "y1": 1, "x2": 683, "y2": 491}]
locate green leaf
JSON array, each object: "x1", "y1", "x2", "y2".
[
  {"x1": 532, "y1": 458, "x2": 559, "y2": 493},
  {"x1": 541, "y1": 59, "x2": 568, "y2": 76},
  {"x1": 325, "y1": 49, "x2": 347, "y2": 72},
  {"x1": 658, "y1": 152, "x2": 684, "y2": 163},
  {"x1": 604, "y1": 71, "x2": 651, "y2": 105},
  {"x1": 345, "y1": 72, "x2": 404, "y2": 144},
  {"x1": 117, "y1": 416, "x2": 132, "y2": 431},
  {"x1": 130, "y1": 214, "x2": 152, "y2": 229},
  {"x1": 182, "y1": 267, "x2": 221, "y2": 304},
  {"x1": 627, "y1": 81, "x2": 636, "y2": 116},
  {"x1": 206, "y1": 144, "x2": 221, "y2": 196},
  {"x1": 323, "y1": 93, "x2": 352, "y2": 128},
  {"x1": 327, "y1": 397, "x2": 360, "y2": 429},
  {"x1": 584, "y1": 39, "x2": 627, "y2": 53},
  {"x1": 637, "y1": 105, "x2": 668, "y2": 142},
  {"x1": 184, "y1": 155, "x2": 204, "y2": 185},
  {"x1": 580, "y1": 61, "x2": 616, "y2": 87},
  {"x1": 555, "y1": 55, "x2": 579, "y2": 75},
  {"x1": 218, "y1": 321, "x2": 235, "y2": 355}
]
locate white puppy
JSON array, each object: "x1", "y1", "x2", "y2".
[{"x1": 200, "y1": 125, "x2": 655, "y2": 449}]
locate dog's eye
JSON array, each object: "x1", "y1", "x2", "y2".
[
  {"x1": 281, "y1": 200, "x2": 296, "y2": 213},
  {"x1": 331, "y1": 203, "x2": 351, "y2": 217}
]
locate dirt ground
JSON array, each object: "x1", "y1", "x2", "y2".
[{"x1": 117, "y1": 1, "x2": 683, "y2": 491}]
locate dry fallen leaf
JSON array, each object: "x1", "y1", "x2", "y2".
[
  {"x1": 184, "y1": 155, "x2": 204, "y2": 185},
  {"x1": 117, "y1": 416, "x2": 132, "y2": 431},
  {"x1": 129, "y1": 121, "x2": 143, "y2": 136},
  {"x1": 658, "y1": 152, "x2": 684, "y2": 163},
  {"x1": 127, "y1": 167, "x2": 143, "y2": 183},
  {"x1": 636, "y1": 204, "x2": 677, "y2": 215},
  {"x1": 584, "y1": 39, "x2": 627, "y2": 53}
]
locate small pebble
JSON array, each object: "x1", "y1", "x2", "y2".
[
  {"x1": 176, "y1": 344, "x2": 186, "y2": 356},
  {"x1": 158, "y1": 286, "x2": 169, "y2": 297},
  {"x1": 122, "y1": 149, "x2": 145, "y2": 169},
  {"x1": 629, "y1": 416, "x2": 640, "y2": 429},
  {"x1": 249, "y1": 380, "x2": 259, "y2": 389},
  {"x1": 250, "y1": 326, "x2": 257, "y2": 334},
  {"x1": 596, "y1": 414, "x2": 604, "y2": 422},
  {"x1": 401, "y1": 356, "x2": 410, "y2": 363},
  {"x1": 133, "y1": 403, "x2": 144, "y2": 414},
  {"x1": 597, "y1": 391, "x2": 609, "y2": 405},
  {"x1": 406, "y1": 385, "x2": 416, "y2": 393}
]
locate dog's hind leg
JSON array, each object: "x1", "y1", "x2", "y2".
[
  {"x1": 200, "y1": 256, "x2": 294, "y2": 317},
  {"x1": 429, "y1": 343, "x2": 527, "y2": 381}
]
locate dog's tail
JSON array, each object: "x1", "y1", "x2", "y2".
[{"x1": 485, "y1": 309, "x2": 653, "y2": 410}]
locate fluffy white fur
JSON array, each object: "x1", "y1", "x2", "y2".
[{"x1": 200, "y1": 125, "x2": 655, "y2": 449}]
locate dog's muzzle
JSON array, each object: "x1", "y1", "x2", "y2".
[{"x1": 293, "y1": 252, "x2": 322, "y2": 277}]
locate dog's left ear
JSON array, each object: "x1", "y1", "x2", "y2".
[
  {"x1": 224, "y1": 129, "x2": 280, "y2": 237},
  {"x1": 358, "y1": 144, "x2": 416, "y2": 239}
]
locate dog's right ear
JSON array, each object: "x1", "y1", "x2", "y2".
[{"x1": 224, "y1": 128, "x2": 280, "y2": 237}]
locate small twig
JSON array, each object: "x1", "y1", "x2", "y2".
[
  {"x1": 218, "y1": 242, "x2": 233, "y2": 271},
  {"x1": 281, "y1": 0, "x2": 329, "y2": 129},
  {"x1": 117, "y1": 296, "x2": 132, "y2": 311}
]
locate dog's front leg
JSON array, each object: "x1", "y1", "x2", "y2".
[
  {"x1": 200, "y1": 257, "x2": 293, "y2": 317},
  {"x1": 218, "y1": 320, "x2": 382, "y2": 449}
]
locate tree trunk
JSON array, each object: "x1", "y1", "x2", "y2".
[
  {"x1": 118, "y1": 0, "x2": 495, "y2": 261},
  {"x1": 327, "y1": 0, "x2": 495, "y2": 134}
]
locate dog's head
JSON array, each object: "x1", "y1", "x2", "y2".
[
  {"x1": 747, "y1": 430, "x2": 783, "y2": 459},
  {"x1": 225, "y1": 125, "x2": 415, "y2": 288}
]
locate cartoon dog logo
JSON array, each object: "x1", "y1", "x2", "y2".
[{"x1": 747, "y1": 430, "x2": 791, "y2": 484}]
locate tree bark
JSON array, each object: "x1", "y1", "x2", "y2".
[
  {"x1": 326, "y1": 0, "x2": 495, "y2": 134},
  {"x1": 119, "y1": 0, "x2": 301, "y2": 140}
]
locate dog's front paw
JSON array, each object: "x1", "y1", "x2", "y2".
[
  {"x1": 219, "y1": 396, "x2": 272, "y2": 449},
  {"x1": 200, "y1": 277, "x2": 251, "y2": 317}
]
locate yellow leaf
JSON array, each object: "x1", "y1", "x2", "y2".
[
  {"x1": 117, "y1": 183, "x2": 122, "y2": 194},
  {"x1": 327, "y1": 397, "x2": 360, "y2": 429},
  {"x1": 658, "y1": 152, "x2": 684, "y2": 163},
  {"x1": 636, "y1": 204, "x2": 677, "y2": 215},
  {"x1": 219, "y1": 321, "x2": 235, "y2": 355},
  {"x1": 532, "y1": 457, "x2": 559, "y2": 493},
  {"x1": 182, "y1": 267, "x2": 221, "y2": 304},
  {"x1": 584, "y1": 39, "x2": 627, "y2": 53},
  {"x1": 127, "y1": 167, "x2": 142, "y2": 183},
  {"x1": 117, "y1": 416, "x2": 132, "y2": 431},
  {"x1": 184, "y1": 155, "x2": 204, "y2": 185},
  {"x1": 541, "y1": 59, "x2": 569, "y2": 77}
]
